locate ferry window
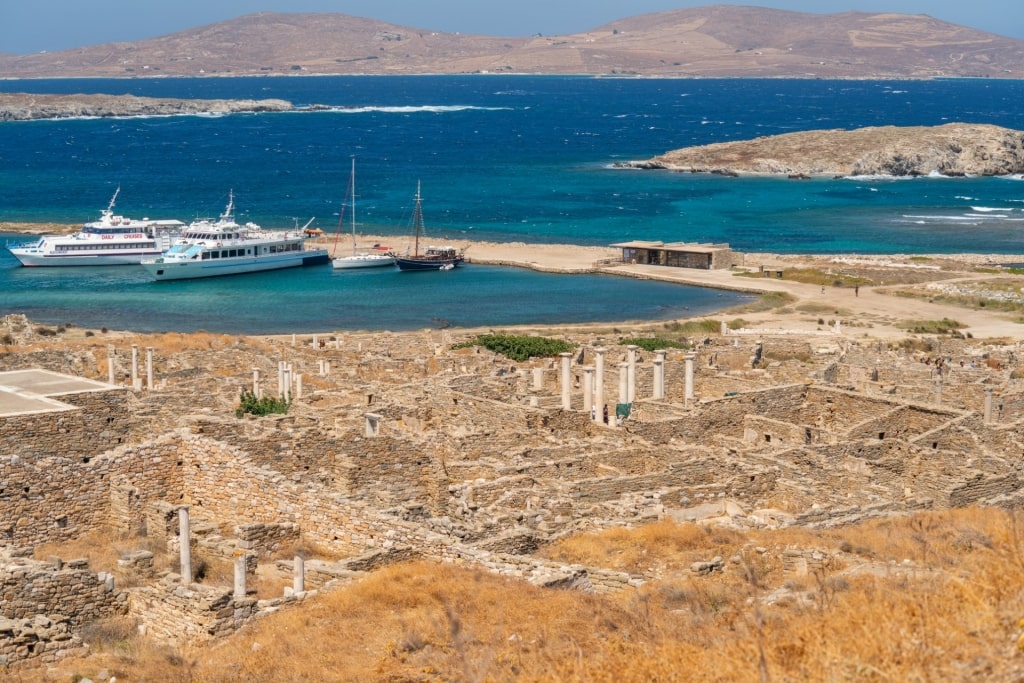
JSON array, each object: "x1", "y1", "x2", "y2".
[
  {"x1": 202, "y1": 252, "x2": 210, "y2": 260},
  {"x1": 211, "y1": 251, "x2": 220, "y2": 259}
]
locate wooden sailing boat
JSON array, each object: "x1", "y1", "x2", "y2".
[
  {"x1": 391, "y1": 181, "x2": 464, "y2": 271},
  {"x1": 331, "y1": 158, "x2": 395, "y2": 270}
]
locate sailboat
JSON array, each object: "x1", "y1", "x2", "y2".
[
  {"x1": 391, "y1": 182, "x2": 464, "y2": 271},
  {"x1": 331, "y1": 159, "x2": 395, "y2": 270}
]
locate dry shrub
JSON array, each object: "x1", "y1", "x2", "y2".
[{"x1": 31, "y1": 508, "x2": 1024, "y2": 682}]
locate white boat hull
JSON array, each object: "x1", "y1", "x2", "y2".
[
  {"x1": 8, "y1": 248, "x2": 164, "y2": 267},
  {"x1": 142, "y1": 249, "x2": 329, "y2": 281},
  {"x1": 332, "y1": 254, "x2": 396, "y2": 269}
]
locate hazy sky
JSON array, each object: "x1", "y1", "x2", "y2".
[{"x1": 2, "y1": 1, "x2": 1022, "y2": 55}]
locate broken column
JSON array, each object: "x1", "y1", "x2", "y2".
[
  {"x1": 253, "y1": 367, "x2": 261, "y2": 398},
  {"x1": 145, "y1": 347, "x2": 154, "y2": 391},
  {"x1": 293, "y1": 556, "x2": 305, "y2": 594},
  {"x1": 685, "y1": 352, "x2": 696, "y2": 404},
  {"x1": 295, "y1": 373, "x2": 303, "y2": 400},
  {"x1": 233, "y1": 553, "x2": 247, "y2": 599},
  {"x1": 178, "y1": 506, "x2": 191, "y2": 586},
  {"x1": 107, "y1": 348, "x2": 115, "y2": 384},
  {"x1": 984, "y1": 387, "x2": 994, "y2": 424},
  {"x1": 533, "y1": 367, "x2": 544, "y2": 391},
  {"x1": 560, "y1": 352, "x2": 572, "y2": 409},
  {"x1": 365, "y1": 412, "x2": 381, "y2": 437}
]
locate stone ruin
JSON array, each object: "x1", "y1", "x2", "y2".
[{"x1": 2, "y1": 321, "x2": 1023, "y2": 668}]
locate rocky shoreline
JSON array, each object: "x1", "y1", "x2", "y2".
[
  {"x1": 619, "y1": 123, "x2": 1024, "y2": 178},
  {"x1": 0, "y1": 92, "x2": 294, "y2": 120}
]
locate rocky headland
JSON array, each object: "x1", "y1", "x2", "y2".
[
  {"x1": 620, "y1": 123, "x2": 1024, "y2": 177},
  {"x1": 0, "y1": 92, "x2": 294, "y2": 121}
]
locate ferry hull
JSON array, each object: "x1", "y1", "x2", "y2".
[
  {"x1": 8, "y1": 249, "x2": 163, "y2": 267},
  {"x1": 143, "y1": 249, "x2": 329, "y2": 281}
]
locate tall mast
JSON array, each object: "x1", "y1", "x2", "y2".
[
  {"x1": 350, "y1": 157, "x2": 357, "y2": 255},
  {"x1": 413, "y1": 181, "x2": 422, "y2": 257}
]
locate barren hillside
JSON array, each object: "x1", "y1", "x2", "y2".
[
  {"x1": 2, "y1": 5, "x2": 1023, "y2": 79},
  {"x1": 624, "y1": 123, "x2": 1024, "y2": 176}
]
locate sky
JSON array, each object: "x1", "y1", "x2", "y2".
[{"x1": 2, "y1": 1, "x2": 1022, "y2": 55}]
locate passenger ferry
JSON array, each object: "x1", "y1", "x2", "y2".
[
  {"x1": 6, "y1": 189, "x2": 184, "y2": 266},
  {"x1": 140, "y1": 192, "x2": 330, "y2": 281}
]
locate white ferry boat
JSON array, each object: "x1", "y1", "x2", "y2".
[
  {"x1": 140, "y1": 192, "x2": 330, "y2": 281},
  {"x1": 6, "y1": 189, "x2": 184, "y2": 267}
]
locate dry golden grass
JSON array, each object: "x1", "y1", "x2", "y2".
[{"x1": 24, "y1": 506, "x2": 1024, "y2": 682}]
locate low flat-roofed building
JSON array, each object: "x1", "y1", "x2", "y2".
[{"x1": 611, "y1": 241, "x2": 737, "y2": 270}]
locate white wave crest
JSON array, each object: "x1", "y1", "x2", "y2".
[{"x1": 301, "y1": 105, "x2": 511, "y2": 114}]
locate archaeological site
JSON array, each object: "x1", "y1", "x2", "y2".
[{"x1": 1, "y1": 305, "x2": 1023, "y2": 674}]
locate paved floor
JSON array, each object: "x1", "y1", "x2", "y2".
[{"x1": 0, "y1": 369, "x2": 117, "y2": 417}]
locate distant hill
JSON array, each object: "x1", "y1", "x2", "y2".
[
  {"x1": 2, "y1": 5, "x2": 1024, "y2": 79},
  {"x1": 621, "y1": 123, "x2": 1024, "y2": 177}
]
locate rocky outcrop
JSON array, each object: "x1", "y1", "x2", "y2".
[
  {"x1": 621, "y1": 123, "x2": 1024, "y2": 177},
  {"x1": 0, "y1": 93, "x2": 293, "y2": 121}
]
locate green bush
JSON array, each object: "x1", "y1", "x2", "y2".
[
  {"x1": 618, "y1": 337, "x2": 689, "y2": 352},
  {"x1": 452, "y1": 334, "x2": 574, "y2": 362},
  {"x1": 236, "y1": 389, "x2": 290, "y2": 418}
]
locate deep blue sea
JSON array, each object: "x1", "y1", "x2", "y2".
[{"x1": 2, "y1": 76, "x2": 1023, "y2": 333}]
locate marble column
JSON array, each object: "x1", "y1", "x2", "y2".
[
  {"x1": 594, "y1": 347, "x2": 607, "y2": 425},
  {"x1": 582, "y1": 367, "x2": 594, "y2": 416},
  {"x1": 559, "y1": 352, "x2": 572, "y2": 409},
  {"x1": 145, "y1": 347, "x2": 154, "y2": 391},
  {"x1": 618, "y1": 362, "x2": 629, "y2": 405},
  {"x1": 626, "y1": 345, "x2": 638, "y2": 403},
  {"x1": 653, "y1": 358, "x2": 665, "y2": 400},
  {"x1": 178, "y1": 507, "x2": 191, "y2": 586},
  {"x1": 130, "y1": 344, "x2": 139, "y2": 390},
  {"x1": 293, "y1": 556, "x2": 306, "y2": 594},
  {"x1": 685, "y1": 352, "x2": 696, "y2": 404},
  {"x1": 233, "y1": 553, "x2": 247, "y2": 599}
]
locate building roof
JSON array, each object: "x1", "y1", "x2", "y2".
[
  {"x1": 610, "y1": 241, "x2": 732, "y2": 254},
  {"x1": 0, "y1": 369, "x2": 117, "y2": 417}
]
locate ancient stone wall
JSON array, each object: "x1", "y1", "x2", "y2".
[
  {"x1": 0, "y1": 388, "x2": 132, "y2": 461},
  {"x1": 2, "y1": 435, "x2": 182, "y2": 547},
  {"x1": 129, "y1": 578, "x2": 257, "y2": 645},
  {"x1": 0, "y1": 549, "x2": 127, "y2": 668}
]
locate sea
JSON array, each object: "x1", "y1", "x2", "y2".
[{"x1": 1, "y1": 75, "x2": 1023, "y2": 334}]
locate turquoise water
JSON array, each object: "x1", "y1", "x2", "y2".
[{"x1": 1, "y1": 76, "x2": 1023, "y2": 332}]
